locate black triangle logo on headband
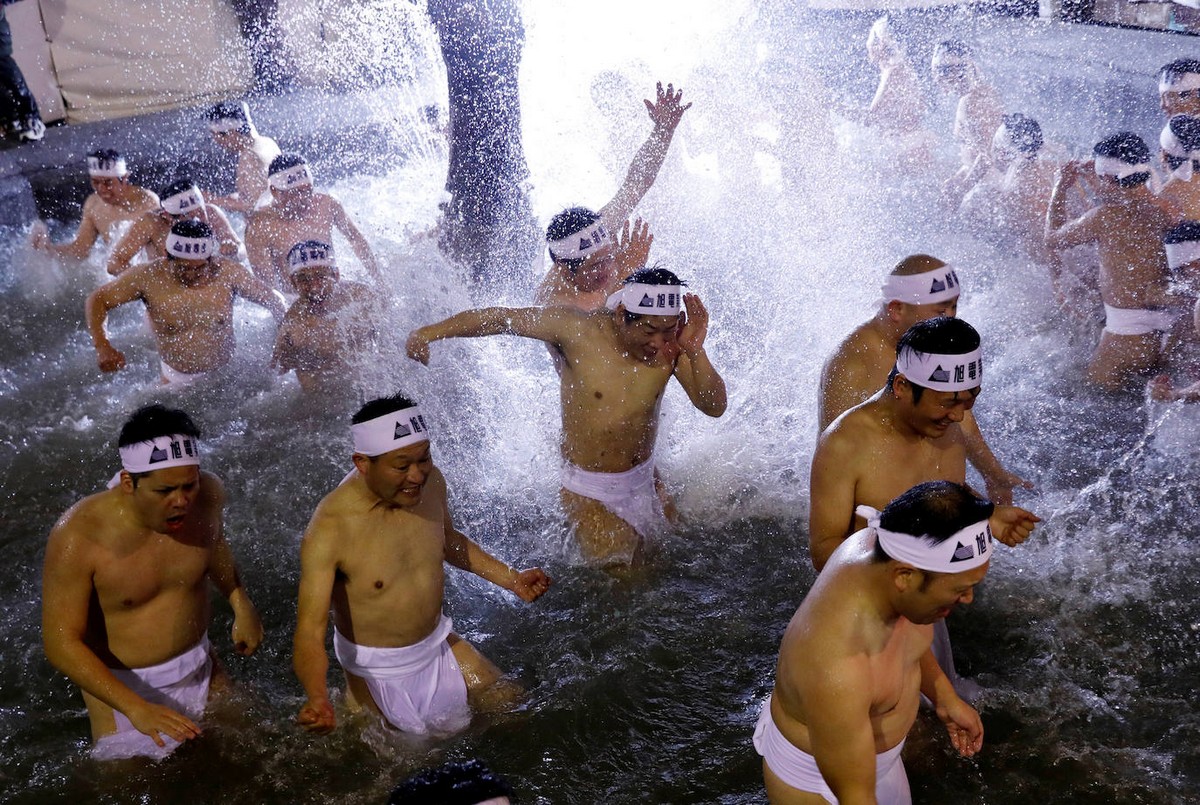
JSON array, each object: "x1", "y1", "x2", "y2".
[
  {"x1": 950, "y1": 542, "x2": 976, "y2": 562},
  {"x1": 148, "y1": 446, "x2": 169, "y2": 464},
  {"x1": 394, "y1": 421, "x2": 412, "y2": 440},
  {"x1": 578, "y1": 236, "x2": 593, "y2": 250},
  {"x1": 930, "y1": 278, "x2": 947, "y2": 293},
  {"x1": 928, "y1": 365, "x2": 950, "y2": 383},
  {"x1": 639, "y1": 294, "x2": 655, "y2": 307}
]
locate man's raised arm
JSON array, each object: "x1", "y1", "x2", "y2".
[
  {"x1": 599, "y1": 82, "x2": 691, "y2": 227},
  {"x1": 672, "y1": 294, "x2": 727, "y2": 417},
  {"x1": 406, "y1": 305, "x2": 585, "y2": 365}
]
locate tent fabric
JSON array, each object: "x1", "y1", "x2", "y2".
[{"x1": 32, "y1": 0, "x2": 252, "y2": 124}]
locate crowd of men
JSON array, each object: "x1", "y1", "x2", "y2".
[{"x1": 32, "y1": 27, "x2": 1195, "y2": 799}]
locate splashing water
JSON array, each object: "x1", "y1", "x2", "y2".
[{"x1": 1, "y1": 3, "x2": 1198, "y2": 803}]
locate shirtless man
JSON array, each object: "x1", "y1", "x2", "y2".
[
  {"x1": 535, "y1": 81, "x2": 689, "y2": 310},
  {"x1": 107, "y1": 178, "x2": 242, "y2": 276},
  {"x1": 956, "y1": 115, "x2": 1058, "y2": 263},
  {"x1": 293, "y1": 394, "x2": 551, "y2": 736},
  {"x1": 87, "y1": 219, "x2": 285, "y2": 385},
  {"x1": 757, "y1": 481, "x2": 1027, "y2": 804},
  {"x1": 1155, "y1": 115, "x2": 1200, "y2": 221},
  {"x1": 245, "y1": 153, "x2": 383, "y2": 290},
  {"x1": 205, "y1": 101, "x2": 280, "y2": 215},
  {"x1": 811, "y1": 317, "x2": 1037, "y2": 698},
  {"x1": 931, "y1": 40, "x2": 1004, "y2": 177},
  {"x1": 817, "y1": 255, "x2": 1029, "y2": 504},
  {"x1": 41, "y1": 404, "x2": 263, "y2": 759},
  {"x1": 1159, "y1": 59, "x2": 1200, "y2": 120},
  {"x1": 30, "y1": 149, "x2": 159, "y2": 259},
  {"x1": 407, "y1": 267, "x2": 727, "y2": 567},
  {"x1": 860, "y1": 16, "x2": 930, "y2": 172},
  {"x1": 1045, "y1": 133, "x2": 1185, "y2": 391},
  {"x1": 271, "y1": 240, "x2": 379, "y2": 394}
]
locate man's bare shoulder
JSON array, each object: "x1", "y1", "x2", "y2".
[
  {"x1": 245, "y1": 205, "x2": 283, "y2": 234},
  {"x1": 826, "y1": 320, "x2": 890, "y2": 370}
]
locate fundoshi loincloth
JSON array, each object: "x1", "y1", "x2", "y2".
[
  {"x1": 160, "y1": 359, "x2": 206, "y2": 386},
  {"x1": 333, "y1": 613, "x2": 470, "y2": 735},
  {"x1": 1103, "y1": 304, "x2": 1178, "y2": 337},
  {"x1": 91, "y1": 636, "x2": 214, "y2": 761},
  {"x1": 753, "y1": 696, "x2": 910, "y2": 805},
  {"x1": 559, "y1": 458, "x2": 667, "y2": 539}
]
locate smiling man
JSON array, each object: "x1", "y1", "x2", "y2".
[
  {"x1": 292, "y1": 394, "x2": 551, "y2": 737},
  {"x1": 41, "y1": 405, "x2": 263, "y2": 759},
  {"x1": 407, "y1": 267, "x2": 727, "y2": 569},
  {"x1": 809, "y1": 316, "x2": 1038, "y2": 701},
  {"x1": 757, "y1": 481, "x2": 1026, "y2": 804},
  {"x1": 86, "y1": 218, "x2": 285, "y2": 385}
]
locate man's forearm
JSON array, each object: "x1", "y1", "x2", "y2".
[
  {"x1": 45, "y1": 638, "x2": 149, "y2": 717},
  {"x1": 682, "y1": 348, "x2": 727, "y2": 416},
  {"x1": 293, "y1": 635, "x2": 331, "y2": 702}
]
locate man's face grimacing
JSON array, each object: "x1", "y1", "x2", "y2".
[
  {"x1": 90, "y1": 176, "x2": 126, "y2": 205},
  {"x1": 125, "y1": 465, "x2": 201, "y2": 534},
  {"x1": 170, "y1": 255, "x2": 217, "y2": 287},
  {"x1": 617, "y1": 310, "x2": 681, "y2": 363},
  {"x1": 355, "y1": 441, "x2": 434, "y2": 508},
  {"x1": 292, "y1": 266, "x2": 338, "y2": 303},
  {"x1": 897, "y1": 376, "x2": 980, "y2": 438},
  {"x1": 1162, "y1": 84, "x2": 1200, "y2": 118}
]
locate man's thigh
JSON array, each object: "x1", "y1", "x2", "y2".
[
  {"x1": 560, "y1": 487, "x2": 644, "y2": 567},
  {"x1": 1090, "y1": 331, "x2": 1160, "y2": 389}
]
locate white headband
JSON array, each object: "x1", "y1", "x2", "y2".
[
  {"x1": 269, "y1": 163, "x2": 313, "y2": 191},
  {"x1": 161, "y1": 187, "x2": 205, "y2": 216},
  {"x1": 166, "y1": 231, "x2": 213, "y2": 260},
  {"x1": 118, "y1": 434, "x2": 201, "y2": 475},
  {"x1": 857, "y1": 504, "x2": 992, "y2": 573},
  {"x1": 288, "y1": 242, "x2": 335, "y2": 275},
  {"x1": 87, "y1": 156, "x2": 127, "y2": 178},
  {"x1": 548, "y1": 220, "x2": 610, "y2": 262},
  {"x1": 351, "y1": 406, "x2": 430, "y2": 456},
  {"x1": 1094, "y1": 155, "x2": 1150, "y2": 180},
  {"x1": 881, "y1": 265, "x2": 961, "y2": 305},
  {"x1": 605, "y1": 282, "x2": 684, "y2": 316},
  {"x1": 1161, "y1": 71, "x2": 1200, "y2": 95},
  {"x1": 1165, "y1": 237, "x2": 1200, "y2": 269},
  {"x1": 896, "y1": 346, "x2": 982, "y2": 392}
]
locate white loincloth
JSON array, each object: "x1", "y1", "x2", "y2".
[
  {"x1": 91, "y1": 637, "x2": 213, "y2": 761},
  {"x1": 160, "y1": 359, "x2": 207, "y2": 386},
  {"x1": 753, "y1": 696, "x2": 910, "y2": 805},
  {"x1": 333, "y1": 613, "x2": 470, "y2": 735},
  {"x1": 559, "y1": 458, "x2": 667, "y2": 539},
  {"x1": 1103, "y1": 304, "x2": 1178, "y2": 336}
]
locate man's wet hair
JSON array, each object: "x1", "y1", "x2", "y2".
[
  {"x1": 620, "y1": 266, "x2": 688, "y2": 322},
  {"x1": 206, "y1": 100, "x2": 252, "y2": 133},
  {"x1": 352, "y1": 393, "x2": 420, "y2": 425},
  {"x1": 889, "y1": 253, "x2": 946, "y2": 277},
  {"x1": 873, "y1": 480, "x2": 994, "y2": 565},
  {"x1": 546, "y1": 206, "x2": 601, "y2": 269},
  {"x1": 1164, "y1": 219, "x2": 1200, "y2": 246},
  {"x1": 1002, "y1": 113, "x2": 1043, "y2": 155},
  {"x1": 1163, "y1": 116, "x2": 1200, "y2": 174},
  {"x1": 388, "y1": 758, "x2": 516, "y2": 804},
  {"x1": 88, "y1": 148, "x2": 125, "y2": 167},
  {"x1": 159, "y1": 177, "x2": 198, "y2": 201},
  {"x1": 118, "y1": 405, "x2": 201, "y2": 486},
  {"x1": 269, "y1": 152, "x2": 308, "y2": 176},
  {"x1": 1160, "y1": 58, "x2": 1200, "y2": 87},
  {"x1": 1094, "y1": 132, "x2": 1152, "y2": 188},
  {"x1": 888, "y1": 316, "x2": 981, "y2": 402}
]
